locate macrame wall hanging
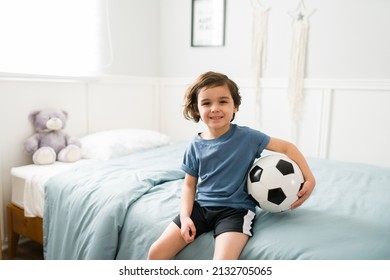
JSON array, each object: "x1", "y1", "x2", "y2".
[
  {"x1": 287, "y1": 0, "x2": 315, "y2": 137},
  {"x1": 251, "y1": 0, "x2": 270, "y2": 126}
]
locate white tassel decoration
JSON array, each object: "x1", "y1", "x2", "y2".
[
  {"x1": 288, "y1": 0, "x2": 315, "y2": 139},
  {"x1": 251, "y1": 0, "x2": 270, "y2": 127}
]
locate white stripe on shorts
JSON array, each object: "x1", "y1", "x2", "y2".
[{"x1": 242, "y1": 210, "x2": 255, "y2": 236}]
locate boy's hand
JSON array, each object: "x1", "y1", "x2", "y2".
[
  {"x1": 181, "y1": 217, "x2": 196, "y2": 243},
  {"x1": 291, "y1": 180, "x2": 315, "y2": 210}
]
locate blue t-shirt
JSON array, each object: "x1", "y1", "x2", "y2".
[{"x1": 181, "y1": 124, "x2": 270, "y2": 213}]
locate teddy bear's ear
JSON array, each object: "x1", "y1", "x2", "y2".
[
  {"x1": 61, "y1": 110, "x2": 69, "y2": 119},
  {"x1": 28, "y1": 110, "x2": 41, "y2": 123}
]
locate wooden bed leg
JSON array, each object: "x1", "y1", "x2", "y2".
[{"x1": 7, "y1": 204, "x2": 20, "y2": 259}]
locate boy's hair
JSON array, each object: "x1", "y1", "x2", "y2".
[{"x1": 183, "y1": 71, "x2": 241, "y2": 122}]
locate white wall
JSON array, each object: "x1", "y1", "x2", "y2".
[
  {"x1": 101, "y1": 0, "x2": 160, "y2": 76},
  {"x1": 159, "y1": 0, "x2": 390, "y2": 79}
]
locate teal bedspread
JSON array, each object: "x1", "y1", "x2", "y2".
[{"x1": 44, "y1": 142, "x2": 390, "y2": 259}]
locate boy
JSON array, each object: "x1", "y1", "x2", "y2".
[{"x1": 148, "y1": 71, "x2": 315, "y2": 260}]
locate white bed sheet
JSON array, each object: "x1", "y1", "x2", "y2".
[{"x1": 11, "y1": 160, "x2": 95, "y2": 218}]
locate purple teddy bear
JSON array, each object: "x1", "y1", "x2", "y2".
[{"x1": 24, "y1": 109, "x2": 81, "y2": 165}]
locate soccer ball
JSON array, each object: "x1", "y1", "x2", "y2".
[{"x1": 247, "y1": 154, "x2": 304, "y2": 213}]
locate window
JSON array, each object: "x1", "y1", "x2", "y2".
[{"x1": 0, "y1": 0, "x2": 111, "y2": 78}]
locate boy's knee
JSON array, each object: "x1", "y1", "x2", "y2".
[
  {"x1": 147, "y1": 241, "x2": 169, "y2": 260},
  {"x1": 147, "y1": 242, "x2": 159, "y2": 260}
]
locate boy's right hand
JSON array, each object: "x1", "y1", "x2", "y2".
[{"x1": 181, "y1": 217, "x2": 196, "y2": 243}]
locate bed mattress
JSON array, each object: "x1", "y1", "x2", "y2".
[{"x1": 11, "y1": 160, "x2": 94, "y2": 218}]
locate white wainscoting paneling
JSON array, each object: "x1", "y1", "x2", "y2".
[
  {"x1": 160, "y1": 78, "x2": 390, "y2": 168},
  {"x1": 328, "y1": 88, "x2": 390, "y2": 168},
  {"x1": 87, "y1": 76, "x2": 161, "y2": 133}
]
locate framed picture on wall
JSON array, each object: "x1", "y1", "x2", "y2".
[{"x1": 191, "y1": 0, "x2": 226, "y2": 47}]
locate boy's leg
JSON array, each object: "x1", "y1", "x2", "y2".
[
  {"x1": 147, "y1": 222, "x2": 188, "y2": 260},
  {"x1": 211, "y1": 208, "x2": 255, "y2": 260},
  {"x1": 213, "y1": 232, "x2": 249, "y2": 260}
]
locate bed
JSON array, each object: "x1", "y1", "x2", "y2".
[
  {"x1": 8, "y1": 129, "x2": 390, "y2": 260},
  {"x1": 7, "y1": 128, "x2": 170, "y2": 258}
]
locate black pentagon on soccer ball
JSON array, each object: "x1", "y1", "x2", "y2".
[
  {"x1": 249, "y1": 165, "x2": 263, "y2": 183},
  {"x1": 268, "y1": 187, "x2": 287, "y2": 205},
  {"x1": 276, "y1": 159, "x2": 294, "y2": 176}
]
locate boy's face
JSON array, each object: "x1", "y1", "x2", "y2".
[{"x1": 197, "y1": 85, "x2": 238, "y2": 138}]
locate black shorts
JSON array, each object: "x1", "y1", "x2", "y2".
[{"x1": 173, "y1": 201, "x2": 256, "y2": 239}]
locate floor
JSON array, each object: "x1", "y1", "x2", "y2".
[{"x1": 2, "y1": 240, "x2": 44, "y2": 260}]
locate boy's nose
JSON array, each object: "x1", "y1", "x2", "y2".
[{"x1": 211, "y1": 104, "x2": 220, "y2": 112}]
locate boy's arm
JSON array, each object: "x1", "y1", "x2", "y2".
[
  {"x1": 180, "y1": 174, "x2": 198, "y2": 243},
  {"x1": 265, "y1": 137, "x2": 316, "y2": 209}
]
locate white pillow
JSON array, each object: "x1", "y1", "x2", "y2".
[{"x1": 80, "y1": 129, "x2": 171, "y2": 160}]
